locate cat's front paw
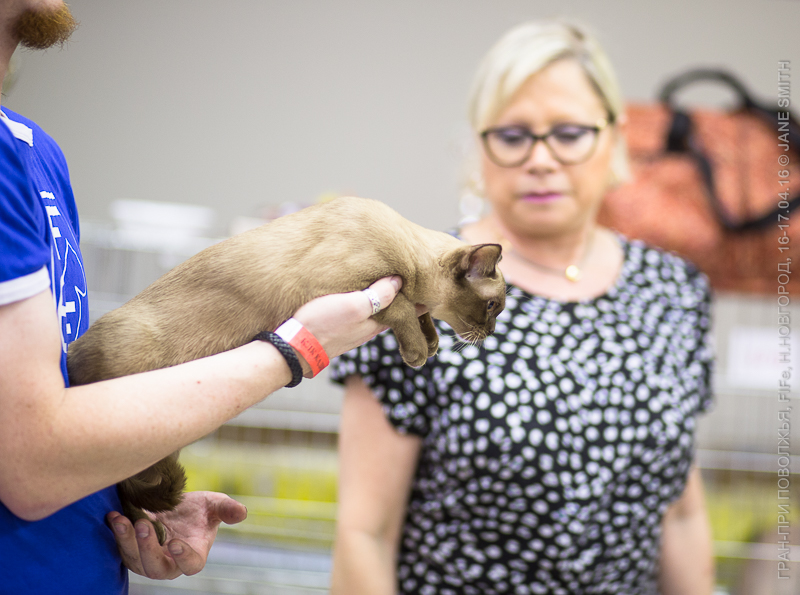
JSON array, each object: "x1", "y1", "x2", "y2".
[
  {"x1": 401, "y1": 349, "x2": 429, "y2": 368},
  {"x1": 419, "y1": 313, "x2": 439, "y2": 359},
  {"x1": 426, "y1": 336, "x2": 439, "y2": 358}
]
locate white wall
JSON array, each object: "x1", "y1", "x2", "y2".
[{"x1": 5, "y1": 0, "x2": 798, "y2": 234}]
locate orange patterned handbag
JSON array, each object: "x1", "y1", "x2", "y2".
[{"x1": 598, "y1": 69, "x2": 800, "y2": 294}]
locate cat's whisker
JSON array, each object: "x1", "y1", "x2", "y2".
[
  {"x1": 450, "y1": 329, "x2": 479, "y2": 354},
  {"x1": 461, "y1": 329, "x2": 482, "y2": 347},
  {"x1": 445, "y1": 331, "x2": 465, "y2": 349},
  {"x1": 454, "y1": 333, "x2": 470, "y2": 345}
]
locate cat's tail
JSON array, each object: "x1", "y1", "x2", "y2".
[{"x1": 117, "y1": 453, "x2": 187, "y2": 515}]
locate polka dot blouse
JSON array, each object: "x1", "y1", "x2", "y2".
[{"x1": 331, "y1": 237, "x2": 714, "y2": 595}]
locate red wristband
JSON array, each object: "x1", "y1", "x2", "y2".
[{"x1": 275, "y1": 318, "x2": 329, "y2": 377}]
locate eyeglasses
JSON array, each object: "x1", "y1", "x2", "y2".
[{"x1": 480, "y1": 117, "x2": 613, "y2": 167}]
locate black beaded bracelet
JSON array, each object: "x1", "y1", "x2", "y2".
[{"x1": 253, "y1": 331, "x2": 303, "y2": 388}]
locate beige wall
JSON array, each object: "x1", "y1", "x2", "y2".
[{"x1": 5, "y1": 0, "x2": 798, "y2": 234}]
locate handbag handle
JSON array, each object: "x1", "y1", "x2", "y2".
[
  {"x1": 659, "y1": 68, "x2": 757, "y2": 110},
  {"x1": 657, "y1": 68, "x2": 800, "y2": 232}
]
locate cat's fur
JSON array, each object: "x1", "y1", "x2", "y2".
[{"x1": 67, "y1": 196, "x2": 505, "y2": 541}]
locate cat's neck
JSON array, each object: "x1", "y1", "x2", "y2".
[{"x1": 403, "y1": 226, "x2": 463, "y2": 307}]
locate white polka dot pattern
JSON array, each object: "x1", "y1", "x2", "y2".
[{"x1": 332, "y1": 238, "x2": 713, "y2": 594}]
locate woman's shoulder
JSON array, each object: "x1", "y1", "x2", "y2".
[{"x1": 618, "y1": 234, "x2": 710, "y2": 290}]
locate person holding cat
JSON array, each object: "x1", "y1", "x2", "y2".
[
  {"x1": 330, "y1": 20, "x2": 715, "y2": 595},
  {"x1": 0, "y1": 2, "x2": 401, "y2": 593}
]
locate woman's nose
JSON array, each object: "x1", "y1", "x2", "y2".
[{"x1": 524, "y1": 138, "x2": 559, "y2": 171}]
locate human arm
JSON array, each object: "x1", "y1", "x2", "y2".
[
  {"x1": 330, "y1": 375, "x2": 422, "y2": 595},
  {"x1": 658, "y1": 465, "x2": 715, "y2": 595},
  {"x1": 0, "y1": 276, "x2": 401, "y2": 521}
]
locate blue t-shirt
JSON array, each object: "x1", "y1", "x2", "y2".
[{"x1": 0, "y1": 109, "x2": 128, "y2": 594}]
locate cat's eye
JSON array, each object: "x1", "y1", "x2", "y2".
[{"x1": 487, "y1": 300, "x2": 497, "y2": 311}]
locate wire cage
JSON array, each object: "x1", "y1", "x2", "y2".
[{"x1": 695, "y1": 293, "x2": 800, "y2": 595}]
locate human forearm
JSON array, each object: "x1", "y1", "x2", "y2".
[
  {"x1": 331, "y1": 529, "x2": 397, "y2": 595},
  {"x1": 0, "y1": 278, "x2": 401, "y2": 520},
  {"x1": 332, "y1": 378, "x2": 421, "y2": 594},
  {"x1": 659, "y1": 516, "x2": 715, "y2": 594},
  {"x1": 659, "y1": 467, "x2": 715, "y2": 595},
  {"x1": 1, "y1": 339, "x2": 289, "y2": 520}
]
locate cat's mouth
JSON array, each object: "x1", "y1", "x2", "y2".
[{"x1": 452, "y1": 317, "x2": 495, "y2": 345}]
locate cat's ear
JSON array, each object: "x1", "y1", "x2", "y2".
[
  {"x1": 466, "y1": 243, "x2": 502, "y2": 278},
  {"x1": 450, "y1": 243, "x2": 502, "y2": 278}
]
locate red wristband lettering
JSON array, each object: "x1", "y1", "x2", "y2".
[{"x1": 275, "y1": 318, "x2": 329, "y2": 377}]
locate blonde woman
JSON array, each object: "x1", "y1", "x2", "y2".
[{"x1": 331, "y1": 21, "x2": 715, "y2": 595}]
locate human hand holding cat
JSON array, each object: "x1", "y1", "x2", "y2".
[
  {"x1": 291, "y1": 275, "x2": 403, "y2": 376},
  {"x1": 106, "y1": 491, "x2": 247, "y2": 579}
]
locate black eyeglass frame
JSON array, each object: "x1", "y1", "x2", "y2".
[{"x1": 479, "y1": 115, "x2": 615, "y2": 168}]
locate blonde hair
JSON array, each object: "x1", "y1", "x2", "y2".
[{"x1": 465, "y1": 20, "x2": 630, "y2": 186}]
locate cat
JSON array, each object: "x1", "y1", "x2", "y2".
[{"x1": 67, "y1": 196, "x2": 506, "y2": 542}]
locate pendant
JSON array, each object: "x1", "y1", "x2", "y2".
[{"x1": 565, "y1": 265, "x2": 581, "y2": 282}]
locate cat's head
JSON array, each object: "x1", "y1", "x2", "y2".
[{"x1": 432, "y1": 243, "x2": 506, "y2": 344}]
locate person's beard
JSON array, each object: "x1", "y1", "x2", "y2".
[{"x1": 14, "y1": 2, "x2": 78, "y2": 50}]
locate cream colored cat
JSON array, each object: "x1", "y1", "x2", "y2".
[{"x1": 67, "y1": 196, "x2": 505, "y2": 540}]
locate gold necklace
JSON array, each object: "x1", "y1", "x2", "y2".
[{"x1": 496, "y1": 229, "x2": 596, "y2": 283}]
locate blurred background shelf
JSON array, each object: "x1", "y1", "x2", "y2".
[{"x1": 129, "y1": 540, "x2": 332, "y2": 595}]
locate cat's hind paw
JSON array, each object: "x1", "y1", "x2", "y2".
[{"x1": 153, "y1": 519, "x2": 168, "y2": 545}]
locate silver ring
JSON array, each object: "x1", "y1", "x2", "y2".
[{"x1": 362, "y1": 288, "x2": 382, "y2": 315}]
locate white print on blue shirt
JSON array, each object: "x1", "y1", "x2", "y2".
[{"x1": 41, "y1": 189, "x2": 87, "y2": 354}]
